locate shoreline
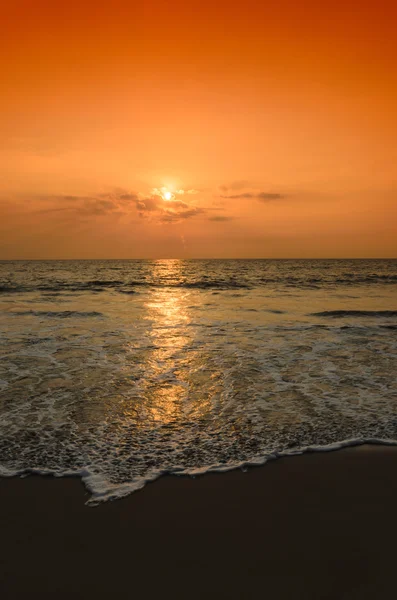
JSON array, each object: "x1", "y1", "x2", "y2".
[
  {"x1": 1, "y1": 444, "x2": 397, "y2": 598},
  {"x1": 3, "y1": 438, "x2": 397, "y2": 504}
]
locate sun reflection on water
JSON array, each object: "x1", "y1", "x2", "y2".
[{"x1": 142, "y1": 260, "x2": 192, "y2": 424}]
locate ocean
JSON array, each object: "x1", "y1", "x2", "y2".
[{"x1": 0, "y1": 259, "x2": 396, "y2": 503}]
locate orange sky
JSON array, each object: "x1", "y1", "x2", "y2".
[{"x1": 1, "y1": 0, "x2": 396, "y2": 258}]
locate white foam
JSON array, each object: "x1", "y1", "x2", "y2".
[{"x1": 2, "y1": 437, "x2": 397, "y2": 506}]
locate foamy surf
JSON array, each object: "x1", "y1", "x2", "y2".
[{"x1": 2, "y1": 437, "x2": 397, "y2": 505}]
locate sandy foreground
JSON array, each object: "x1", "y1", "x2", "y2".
[{"x1": 1, "y1": 445, "x2": 397, "y2": 599}]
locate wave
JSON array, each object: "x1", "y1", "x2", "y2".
[
  {"x1": 0, "y1": 285, "x2": 23, "y2": 293},
  {"x1": 258, "y1": 275, "x2": 397, "y2": 286},
  {"x1": 85, "y1": 280, "x2": 124, "y2": 287},
  {"x1": 9, "y1": 310, "x2": 103, "y2": 318},
  {"x1": 1, "y1": 438, "x2": 396, "y2": 506},
  {"x1": 1, "y1": 270, "x2": 396, "y2": 295},
  {"x1": 122, "y1": 279, "x2": 251, "y2": 290},
  {"x1": 180, "y1": 280, "x2": 250, "y2": 290},
  {"x1": 311, "y1": 310, "x2": 397, "y2": 317}
]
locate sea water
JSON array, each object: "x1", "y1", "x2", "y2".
[{"x1": 0, "y1": 259, "x2": 396, "y2": 503}]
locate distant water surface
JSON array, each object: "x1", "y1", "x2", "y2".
[{"x1": 0, "y1": 259, "x2": 396, "y2": 502}]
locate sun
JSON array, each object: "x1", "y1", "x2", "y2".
[{"x1": 163, "y1": 191, "x2": 172, "y2": 201}]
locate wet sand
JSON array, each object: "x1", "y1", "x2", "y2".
[{"x1": 1, "y1": 445, "x2": 397, "y2": 599}]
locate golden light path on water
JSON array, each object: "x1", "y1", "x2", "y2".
[{"x1": 143, "y1": 260, "x2": 191, "y2": 425}]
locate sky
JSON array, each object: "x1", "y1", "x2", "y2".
[{"x1": 1, "y1": 0, "x2": 396, "y2": 258}]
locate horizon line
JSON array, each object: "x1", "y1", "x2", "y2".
[{"x1": 0, "y1": 257, "x2": 396, "y2": 261}]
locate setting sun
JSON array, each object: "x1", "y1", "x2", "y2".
[{"x1": 163, "y1": 191, "x2": 172, "y2": 201}]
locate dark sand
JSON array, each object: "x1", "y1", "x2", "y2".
[{"x1": 1, "y1": 445, "x2": 397, "y2": 599}]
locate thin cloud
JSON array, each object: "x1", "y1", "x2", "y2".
[
  {"x1": 208, "y1": 215, "x2": 235, "y2": 222},
  {"x1": 136, "y1": 196, "x2": 161, "y2": 212},
  {"x1": 118, "y1": 193, "x2": 138, "y2": 201},
  {"x1": 31, "y1": 190, "x2": 138, "y2": 218},
  {"x1": 257, "y1": 192, "x2": 285, "y2": 201},
  {"x1": 220, "y1": 192, "x2": 285, "y2": 201},
  {"x1": 9, "y1": 187, "x2": 205, "y2": 225},
  {"x1": 159, "y1": 207, "x2": 205, "y2": 223},
  {"x1": 136, "y1": 189, "x2": 205, "y2": 223},
  {"x1": 219, "y1": 181, "x2": 250, "y2": 193}
]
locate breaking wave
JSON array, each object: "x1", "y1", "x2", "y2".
[
  {"x1": 9, "y1": 310, "x2": 103, "y2": 318},
  {"x1": 0, "y1": 259, "x2": 396, "y2": 294},
  {"x1": 312, "y1": 310, "x2": 397, "y2": 318}
]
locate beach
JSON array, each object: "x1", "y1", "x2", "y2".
[{"x1": 1, "y1": 444, "x2": 396, "y2": 599}]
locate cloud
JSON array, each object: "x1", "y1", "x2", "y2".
[
  {"x1": 218, "y1": 181, "x2": 250, "y2": 193},
  {"x1": 219, "y1": 192, "x2": 285, "y2": 201},
  {"x1": 208, "y1": 215, "x2": 234, "y2": 222},
  {"x1": 218, "y1": 182, "x2": 287, "y2": 202},
  {"x1": 118, "y1": 193, "x2": 138, "y2": 201},
  {"x1": 159, "y1": 207, "x2": 205, "y2": 223},
  {"x1": 173, "y1": 188, "x2": 200, "y2": 195},
  {"x1": 256, "y1": 192, "x2": 285, "y2": 201},
  {"x1": 136, "y1": 189, "x2": 205, "y2": 223},
  {"x1": 8, "y1": 186, "x2": 205, "y2": 226},
  {"x1": 137, "y1": 195, "x2": 205, "y2": 223},
  {"x1": 136, "y1": 196, "x2": 161, "y2": 212},
  {"x1": 76, "y1": 199, "x2": 117, "y2": 216},
  {"x1": 30, "y1": 190, "x2": 139, "y2": 219}
]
